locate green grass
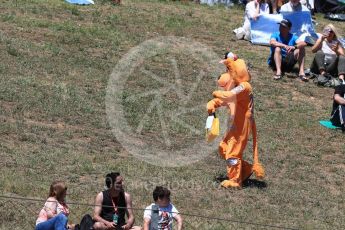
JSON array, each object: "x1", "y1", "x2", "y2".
[{"x1": 1, "y1": 0, "x2": 345, "y2": 229}]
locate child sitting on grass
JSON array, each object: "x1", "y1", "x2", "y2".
[{"x1": 143, "y1": 186, "x2": 183, "y2": 230}]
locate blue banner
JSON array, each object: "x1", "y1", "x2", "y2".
[{"x1": 250, "y1": 12, "x2": 317, "y2": 45}]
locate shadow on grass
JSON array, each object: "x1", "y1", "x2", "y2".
[
  {"x1": 242, "y1": 178, "x2": 267, "y2": 189},
  {"x1": 215, "y1": 174, "x2": 267, "y2": 189}
]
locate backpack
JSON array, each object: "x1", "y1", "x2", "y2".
[
  {"x1": 150, "y1": 204, "x2": 160, "y2": 230},
  {"x1": 325, "y1": 78, "x2": 342, "y2": 87},
  {"x1": 314, "y1": 74, "x2": 330, "y2": 86},
  {"x1": 313, "y1": 74, "x2": 341, "y2": 87},
  {"x1": 75, "y1": 214, "x2": 94, "y2": 230}
]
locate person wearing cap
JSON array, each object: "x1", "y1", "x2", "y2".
[
  {"x1": 279, "y1": 0, "x2": 313, "y2": 50},
  {"x1": 268, "y1": 19, "x2": 307, "y2": 81},
  {"x1": 206, "y1": 52, "x2": 265, "y2": 189},
  {"x1": 233, "y1": 0, "x2": 270, "y2": 40},
  {"x1": 310, "y1": 24, "x2": 345, "y2": 83}
]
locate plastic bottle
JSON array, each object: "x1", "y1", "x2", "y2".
[{"x1": 113, "y1": 213, "x2": 118, "y2": 225}]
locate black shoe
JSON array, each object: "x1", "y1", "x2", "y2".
[{"x1": 316, "y1": 74, "x2": 330, "y2": 86}]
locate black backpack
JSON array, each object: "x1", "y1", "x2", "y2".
[{"x1": 75, "y1": 214, "x2": 94, "y2": 230}]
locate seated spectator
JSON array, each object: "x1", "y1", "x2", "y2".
[
  {"x1": 233, "y1": 0, "x2": 270, "y2": 40},
  {"x1": 35, "y1": 180, "x2": 74, "y2": 230},
  {"x1": 93, "y1": 172, "x2": 141, "y2": 230},
  {"x1": 143, "y1": 186, "x2": 183, "y2": 230},
  {"x1": 310, "y1": 24, "x2": 345, "y2": 81},
  {"x1": 268, "y1": 19, "x2": 307, "y2": 81},
  {"x1": 280, "y1": 0, "x2": 309, "y2": 12},
  {"x1": 267, "y1": 0, "x2": 286, "y2": 14},
  {"x1": 330, "y1": 84, "x2": 345, "y2": 132},
  {"x1": 300, "y1": 0, "x2": 314, "y2": 13}
]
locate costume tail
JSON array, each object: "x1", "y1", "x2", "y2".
[{"x1": 252, "y1": 120, "x2": 265, "y2": 179}]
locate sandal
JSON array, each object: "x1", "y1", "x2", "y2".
[
  {"x1": 273, "y1": 74, "x2": 282, "y2": 80},
  {"x1": 299, "y1": 75, "x2": 309, "y2": 82}
]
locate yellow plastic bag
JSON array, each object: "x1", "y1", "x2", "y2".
[{"x1": 206, "y1": 115, "x2": 219, "y2": 143}]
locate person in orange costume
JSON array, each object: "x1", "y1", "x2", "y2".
[{"x1": 207, "y1": 52, "x2": 265, "y2": 188}]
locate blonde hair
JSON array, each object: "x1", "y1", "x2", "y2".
[
  {"x1": 324, "y1": 24, "x2": 341, "y2": 40},
  {"x1": 48, "y1": 180, "x2": 67, "y2": 201}
]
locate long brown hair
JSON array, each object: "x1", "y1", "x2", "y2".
[{"x1": 48, "y1": 180, "x2": 67, "y2": 202}]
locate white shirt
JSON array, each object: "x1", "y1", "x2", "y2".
[
  {"x1": 322, "y1": 39, "x2": 340, "y2": 62},
  {"x1": 143, "y1": 203, "x2": 179, "y2": 230},
  {"x1": 300, "y1": 0, "x2": 314, "y2": 9},
  {"x1": 243, "y1": 1, "x2": 269, "y2": 29},
  {"x1": 36, "y1": 198, "x2": 69, "y2": 225},
  {"x1": 280, "y1": 2, "x2": 310, "y2": 12},
  {"x1": 315, "y1": 33, "x2": 343, "y2": 62}
]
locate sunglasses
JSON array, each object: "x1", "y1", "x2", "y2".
[{"x1": 324, "y1": 28, "x2": 334, "y2": 34}]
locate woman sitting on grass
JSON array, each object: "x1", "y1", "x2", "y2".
[
  {"x1": 35, "y1": 180, "x2": 74, "y2": 230},
  {"x1": 311, "y1": 24, "x2": 345, "y2": 83}
]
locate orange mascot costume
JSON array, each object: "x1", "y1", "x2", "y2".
[{"x1": 207, "y1": 52, "x2": 265, "y2": 188}]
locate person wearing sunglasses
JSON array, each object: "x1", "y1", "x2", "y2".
[{"x1": 311, "y1": 24, "x2": 345, "y2": 83}]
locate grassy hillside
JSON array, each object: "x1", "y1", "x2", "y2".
[{"x1": 0, "y1": 0, "x2": 344, "y2": 229}]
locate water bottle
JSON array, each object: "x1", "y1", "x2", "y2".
[{"x1": 113, "y1": 213, "x2": 118, "y2": 225}]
